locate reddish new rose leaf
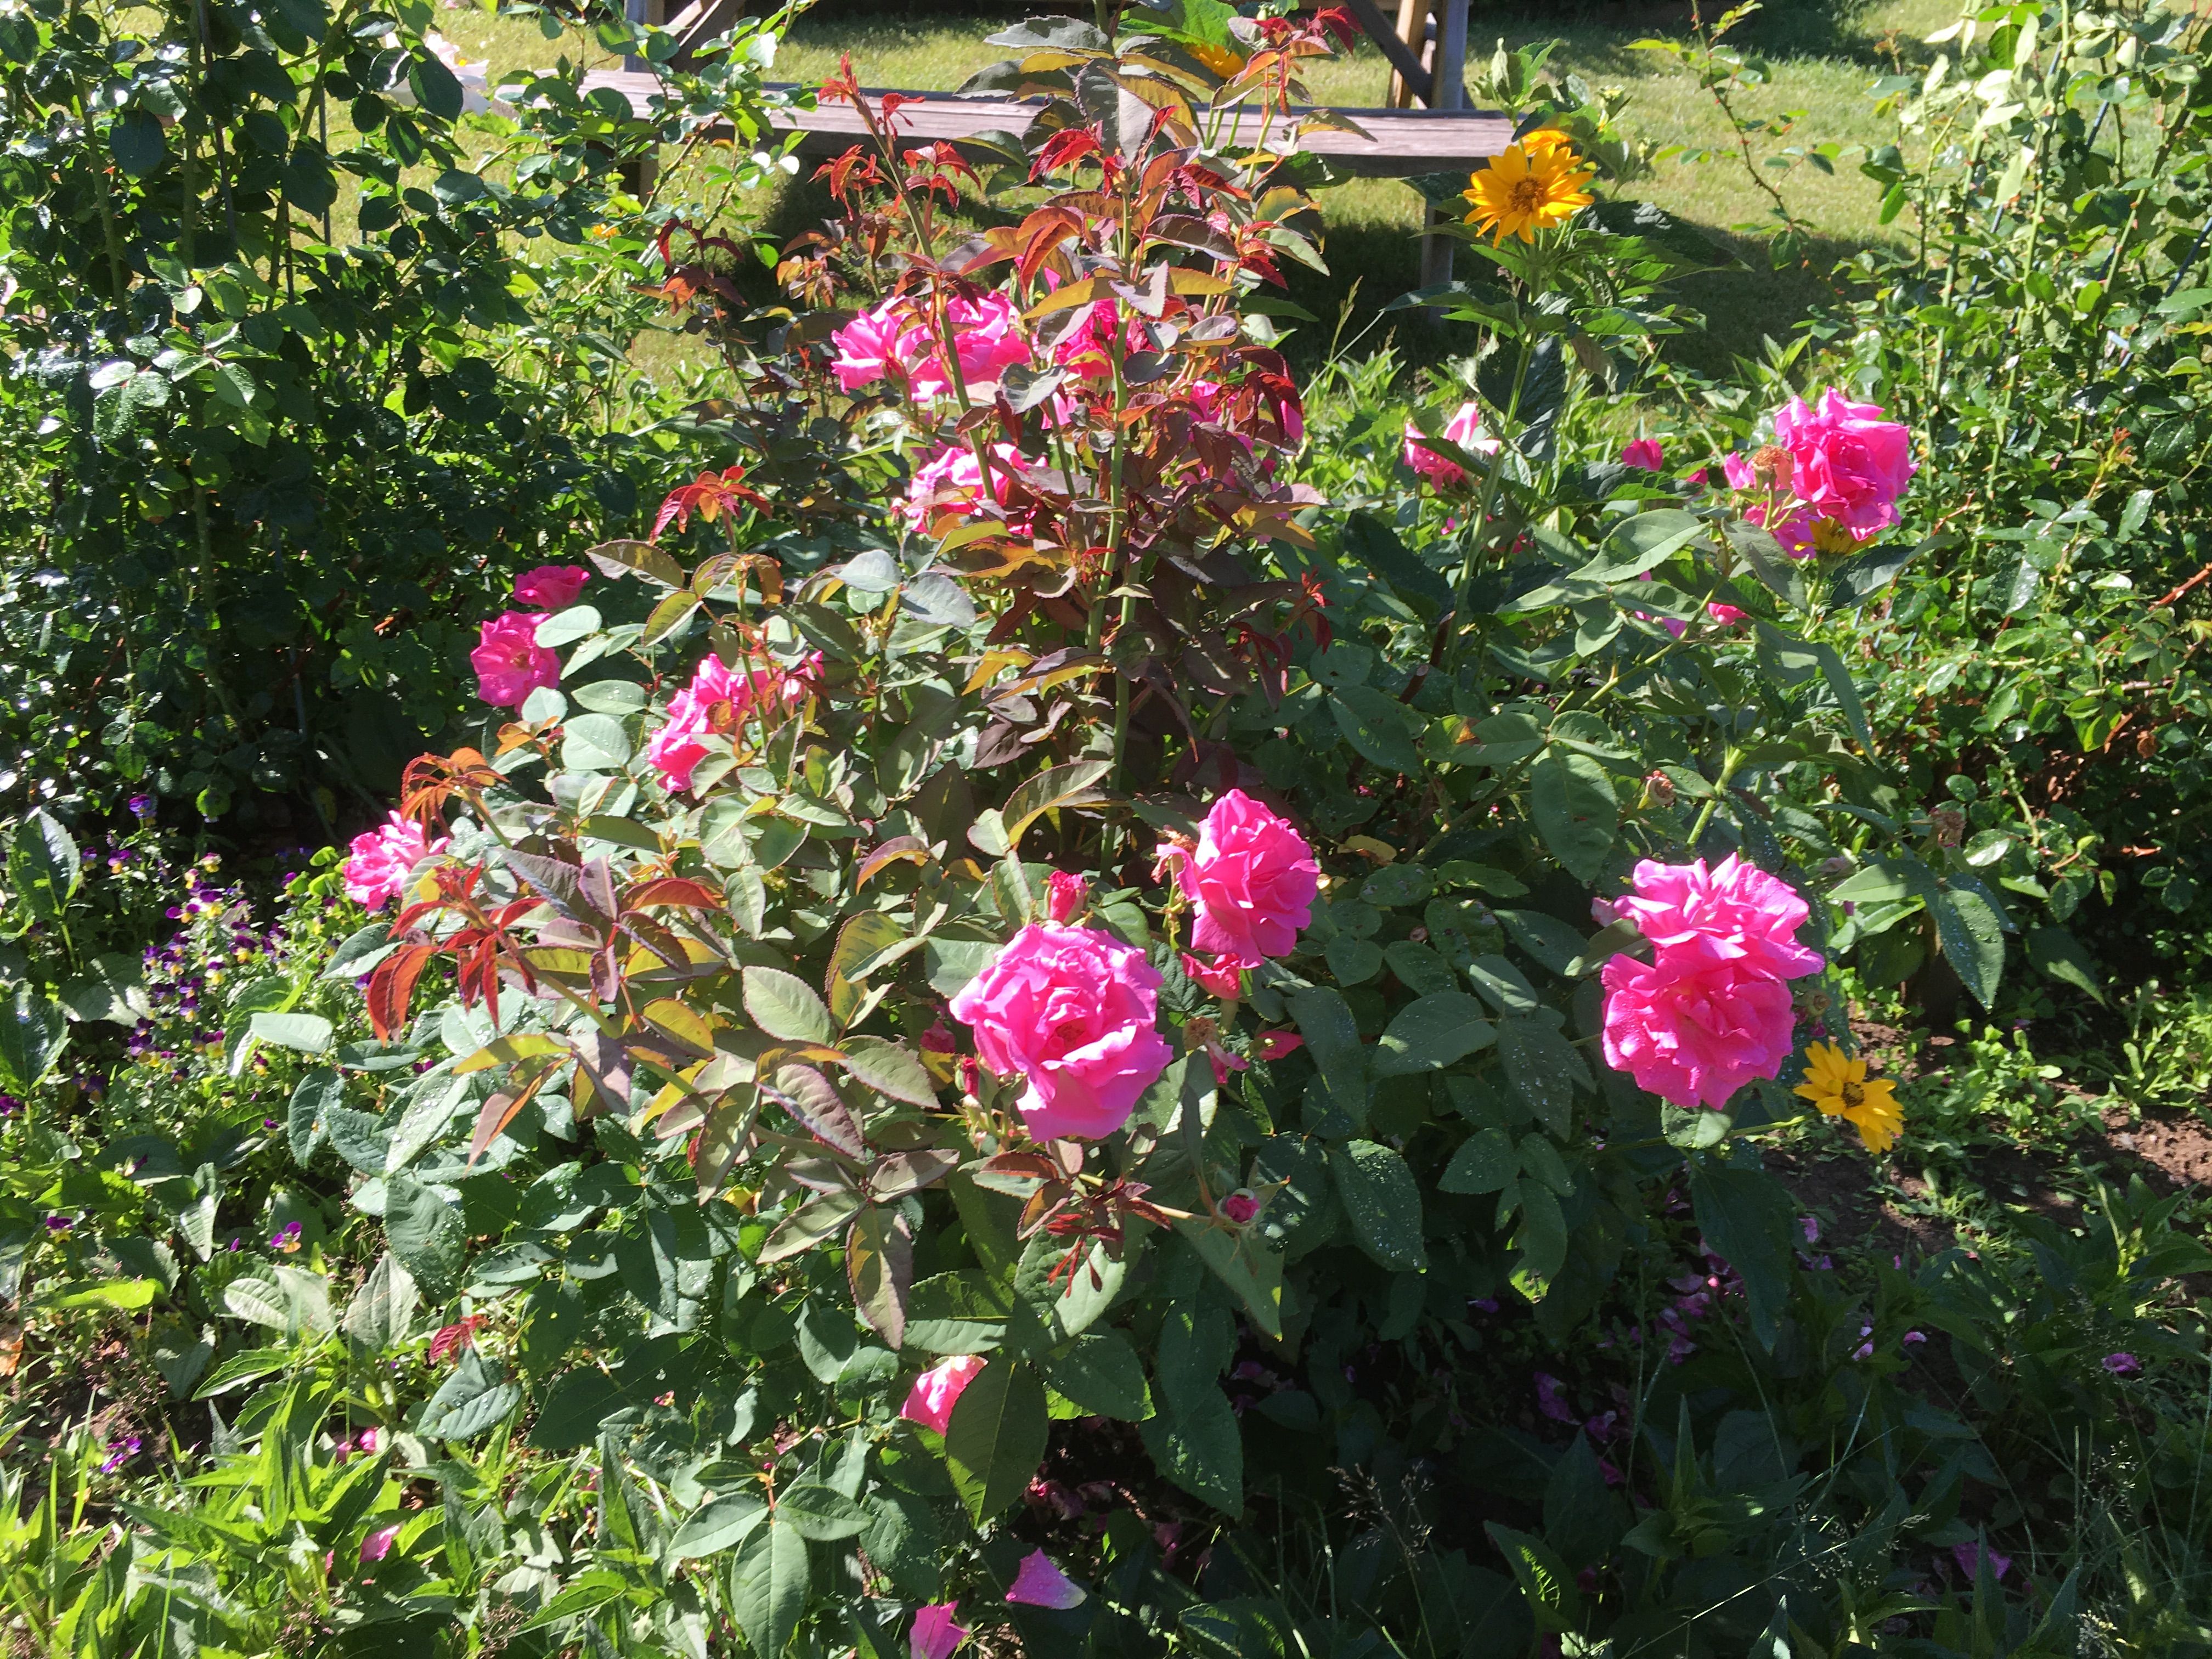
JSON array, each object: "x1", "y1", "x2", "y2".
[{"x1": 366, "y1": 944, "x2": 438, "y2": 1041}]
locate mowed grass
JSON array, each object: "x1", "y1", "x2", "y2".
[{"x1": 437, "y1": 0, "x2": 1961, "y2": 371}]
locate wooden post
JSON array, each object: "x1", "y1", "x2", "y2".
[
  {"x1": 619, "y1": 0, "x2": 665, "y2": 197},
  {"x1": 1386, "y1": 0, "x2": 1430, "y2": 109},
  {"x1": 1417, "y1": 0, "x2": 1470, "y2": 295}
]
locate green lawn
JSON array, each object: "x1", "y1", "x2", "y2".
[{"x1": 439, "y1": 0, "x2": 1961, "y2": 372}]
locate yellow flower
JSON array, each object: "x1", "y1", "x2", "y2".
[
  {"x1": 1795, "y1": 1040, "x2": 1903, "y2": 1154},
  {"x1": 1462, "y1": 132, "x2": 1595, "y2": 245},
  {"x1": 1187, "y1": 40, "x2": 1245, "y2": 77},
  {"x1": 1807, "y1": 516, "x2": 1858, "y2": 556}
]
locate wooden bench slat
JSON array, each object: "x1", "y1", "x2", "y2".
[{"x1": 581, "y1": 72, "x2": 1511, "y2": 178}]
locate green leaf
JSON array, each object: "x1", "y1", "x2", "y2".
[
  {"x1": 1590, "y1": 508, "x2": 1706, "y2": 579},
  {"x1": 1493, "y1": 910, "x2": 1585, "y2": 977},
  {"x1": 0, "y1": 988, "x2": 67, "y2": 1095},
  {"x1": 743, "y1": 966, "x2": 833, "y2": 1045},
  {"x1": 670, "y1": 1492, "x2": 768, "y2": 1561},
  {"x1": 1530, "y1": 750, "x2": 1617, "y2": 884},
  {"x1": 1039, "y1": 1330, "x2": 1152, "y2": 1420},
  {"x1": 1728, "y1": 521, "x2": 1809, "y2": 608},
  {"x1": 560, "y1": 713, "x2": 630, "y2": 772},
  {"x1": 110, "y1": 108, "x2": 167, "y2": 176},
  {"x1": 342, "y1": 1252, "x2": 417, "y2": 1352},
  {"x1": 2025, "y1": 925, "x2": 2104, "y2": 1005},
  {"x1": 43, "y1": 1277, "x2": 157, "y2": 1312},
  {"x1": 1329, "y1": 1140, "x2": 1426, "y2": 1271},
  {"x1": 408, "y1": 50, "x2": 465, "y2": 119},
  {"x1": 827, "y1": 912, "x2": 907, "y2": 1028},
  {"x1": 1285, "y1": 986, "x2": 1365, "y2": 1127},
  {"x1": 1687, "y1": 1163, "x2": 1796, "y2": 1349},
  {"x1": 1808, "y1": 640, "x2": 1874, "y2": 751},
  {"x1": 58, "y1": 953, "x2": 153, "y2": 1025},
  {"x1": 8, "y1": 808, "x2": 79, "y2": 920},
  {"x1": 776, "y1": 1481, "x2": 868, "y2": 1541},
  {"x1": 840, "y1": 1037, "x2": 938, "y2": 1108},
  {"x1": 1438, "y1": 1127, "x2": 1516, "y2": 1194},
  {"x1": 418, "y1": 1350, "x2": 521, "y2": 1440},
  {"x1": 727, "y1": 1515, "x2": 810, "y2": 1657},
  {"x1": 383, "y1": 1174, "x2": 465, "y2": 1298},
  {"x1": 1139, "y1": 1376, "x2": 1244, "y2": 1513},
  {"x1": 1000, "y1": 759, "x2": 1113, "y2": 849},
  {"x1": 1329, "y1": 686, "x2": 1423, "y2": 774},
  {"x1": 1497, "y1": 1016, "x2": 1588, "y2": 1137},
  {"x1": 944, "y1": 1358, "x2": 1049, "y2": 1522},
  {"x1": 236, "y1": 1011, "x2": 333, "y2": 1076},
  {"x1": 1826, "y1": 857, "x2": 1937, "y2": 904},
  {"x1": 1373, "y1": 992, "x2": 1495, "y2": 1076},
  {"x1": 1485, "y1": 1522, "x2": 1582, "y2": 1634},
  {"x1": 1172, "y1": 1217, "x2": 1284, "y2": 1339},
  {"x1": 587, "y1": 538, "x2": 686, "y2": 589},
  {"x1": 1010, "y1": 1234, "x2": 1123, "y2": 1352},
  {"x1": 1929, "y1": 887, "x2": 2004, "y2": 1009}
]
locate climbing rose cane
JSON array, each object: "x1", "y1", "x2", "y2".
[
  {"x1": 948, "y1": 923, "x2": 1172, "y2": 1140},
  {"x1": 1157, "y1": 789, "x2": 1320, "y2": 970}
]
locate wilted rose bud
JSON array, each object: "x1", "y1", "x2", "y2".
[
  {"x1": 1796, "y1": 984, "x2": 1832, "y2": 1020},
  {"x1": 920, "y1": 1019, "x2": 956, "y2": 1055},
  {"x1": 1751, "y1": 444, "x2": 1795, "y2": 490},
  {"x1": 958, "y1": 1057, "x2": 982, "y2": 1098},
  {"x1": 1590, "y1": 896, "x2": 1622, "y2": 927},
  {"x1": 1644, "y1": 770, "x2": 1676, "y2": 809},
  {"x1": 1931, "y1": 806, "x2": 1966, "y2": 848},
  {"x1": 1046, "y1": 870, "x2": 1089, "y2": 923}
]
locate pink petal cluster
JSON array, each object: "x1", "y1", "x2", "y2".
[
  {"x1": 1181, "y1": 951, "x2": 1243, "y2": 998},
  {"x1": 471, "y1": 611, "x2": 561, "y2": 709},
  {"x1": 1052, "y1": 297, "x2": 1144, "y2": 381},
  {"x1": 948, "y1": 923, "x2": 1172, "y2": 1140},
  {"x1": 1620, "y1": 438, "x2": 1664, "y2": 472},
  {"x1": 1006, "y1": 1549, "x2": 1087, "y2": 1609},
  {"x1": 912, "y1": 1602, "x2": 970, "y2": 1659},
  {"x1": 513, "y1": 563, "x2": 590, "y2": 611},
  {"x1": 1403, "y1": 400, "x2": 1499, "y2": 488},
  {"x1": 1159, "y1": 789, "x2": 1319, "y2": 970},
  {"x1": 342, "y1": 812, "x2": 448, "y2": 910},
  {"x1": 1600, "y1": 855, "x2": 1823, "y2": 1110},
  {"x1": 899, "y1": 1354, "x2": 985, "y2": 1435},
  {"x1": 899, "y1": 442, "x2": 1031, "y2": 531},
  {"x1": 645, "y1": 650, "x2": 813, "y2": 793},
  {"x1": 831, "y1": 292, "x2": 1029, "y2": 399},
  {"x1": 360, "y1": 1523, "x2": 400, "y2": 1564},
  {"x1": 1773, "y1": 388, "x2": 1916, "y2": 538}
]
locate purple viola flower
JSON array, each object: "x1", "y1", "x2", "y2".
[
  {"x1": 2103, "y1": 1352, "x2": 2141, "y2": 1376},
  {"x1": 98, "y1": 1436, "x2": 141, "y2": 1474},
  {"x1": 127, "y1": 795, "x2": 154, "y2": 818}
]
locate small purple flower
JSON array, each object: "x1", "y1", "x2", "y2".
[
  {"x1": 1471, "y1": 1297, "x2": 1500, "y2": 1314},
  {"x1": 1799, "y1": 1216, "x2": 1820, "y2": 1245},
  {"x1": 1952, "y1": 1541, "x2": 2010, "y2": 1581},
  {"x1": 44, "y1": 1215, "x2": 71, "y2": 1234},
  {"x1": 1903, "y1": 1330, "x2": 1927, "y2": 1348},
  {"x1": 98, "y1": 1436, "x2": 141, "y2": 1474},
  {"x1": 128, "y1": 795, "x2": 154, "y2": 818},
  {"x1": 2103, "y1": 1352, "x2": 2141, "y2": 1376},
  {"x1": 1534, "y1": 1373, "x2": 1576, "y2": 1424},
  {"x1": 263, "y1": 1118, "x2": 279, "y2": 1130}
]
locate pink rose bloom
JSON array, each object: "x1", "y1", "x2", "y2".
[
  {"x1": 1706, "y1": 602, "x2": 1749, "y2": 625},
  {"x1": 1046, "y1": 871, "x2": 1088, "y2": 923},
  {"x1": 1160, "y1": 789, "x2": 1319, "y2": 970},
  {"x1": 911, "y1": 1602, "x2": 970, "y2": 1659},
  {"x1": 513, "y1": 564, "x2": 589, "y2": 611},
  {"x1": 1006, "y1": 1549, "x2": 1087, "y2": 1609},
  {"x1": 907, "y1": 291, "x2": 1029, "y2": 398},
  {"x1": 1252, "y1": 1030, "x2": 1303, "y2": 1061},
  {"x1": 1403, "y1": 400, "x2": 1499, "y2": 488},
  {"x1": 1053, "y1": 298, "x2": 1142, "y2": 381},
  {"x1": 1773, "y1": 388, "x2": 1916, "y2": 538},
  {"x1": 1181, "y1": 951, "x2": 1243, "y2": 999},
  {"x1": 1614, "y1": 854, "x2": 1824, "y2": 983},
  {"x1": 831, "y1": 297, "x2": 911, "y2": 393},
  {"x1": 1600, "y1": 954, "x2": 1798, "y2": 1109},
  {"x1": 899, "y1": 1354, "x2": 985, "y2": 1435},
  {"x1": 947, "y1": 923, "x2": 1172, "y2": 1140},
  {"x1": 471, "y1": 611, "x2": 560, "y2": 709},
  {"x1": 1621, "y1": 438, "x2": 1664, "y2": 472},
  {"x1": 360, "y1": 1523, "x2": 400, "y2": 1564},
  {"x1": 899, "y1": 442, "x2": 1030, "y2": 530},
  {"x1": 343, "y1": 812, "x2": 448, "y2": 910},
  {"x1": 645, "y1": 651, "x2": 807, "y2": 793},
  {"x1": 1220, "y1": 1191, "x2": 1260, "y2": 1224}
]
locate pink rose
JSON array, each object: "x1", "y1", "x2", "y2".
[
  {"x1": 1600, "y1": 953, "x2": 1798, "y2": 1110},
  {"x1": 1053, "y1": 298, "x2": 1140, "y2": 381},
  {"x1": 1006, "y1": 1549, "x2": 1086, "y2": 1609},
  {"x1": 1773, "y1": 388, "x2": 1915, "y2": 538},
  {"x1": 1252, "y1": 1030, "x2": 1303, "y2": 1062},
  {"x1": 947, "y1": 923, "x2": 1172, "y2": 1141},
  {"x1": 1614, "y1": 855, "x2": 1824, "y2": 983},
  {"x1": 360, "y1": 1523, "x2": 400, "y2": 1564},
  {"x1": 1181, "y1": 951, "x2": 1242, "y2": 999},
  {"x1": 1621, "y1": 438, "x2": 1664, "y2": 472},
  {"x1": 1403, "y1": 400, "x2": 1498, "y2": 488},
  {"x1": 1220, "y1": 1191, "x2": 1260, "y2": 1224},
  {"x1": 899, "y1": 1354, "x2": 985, "y2": 1435},
  {"x1": 645, "y1": 651, "x2": 811, "y2": 793},
  {"x1": 1706, "y1": 602, "x2": 1749, "y2": 625},
  {"x1": 899, "y1": 442, "x2": 1031, "y2": 531},
  {"x1": 513, "y1": 564, "x2": 590, "y2": 611},
  {"x1": 342, "y1": 812, "x2": 448, "y2": 910},
  {"x1": 470, "y1": 611, "x2": 560, "y2": 710},
  {"x1": 908, "y1": 291, "x2": 1029, "y2": 398},
  {"x1": 911, "y1": 1602, "x2": 970, "y2": 1659},
  {"x1": 830, "y1": 297, "x2": 911, "y2": 393},
  {"x1": 1160, "y1": 789, "x2": 1319, "y2": 970},
  {"x1": 1046, "y1": 871, "x2": 1088, "y2": 923}
]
